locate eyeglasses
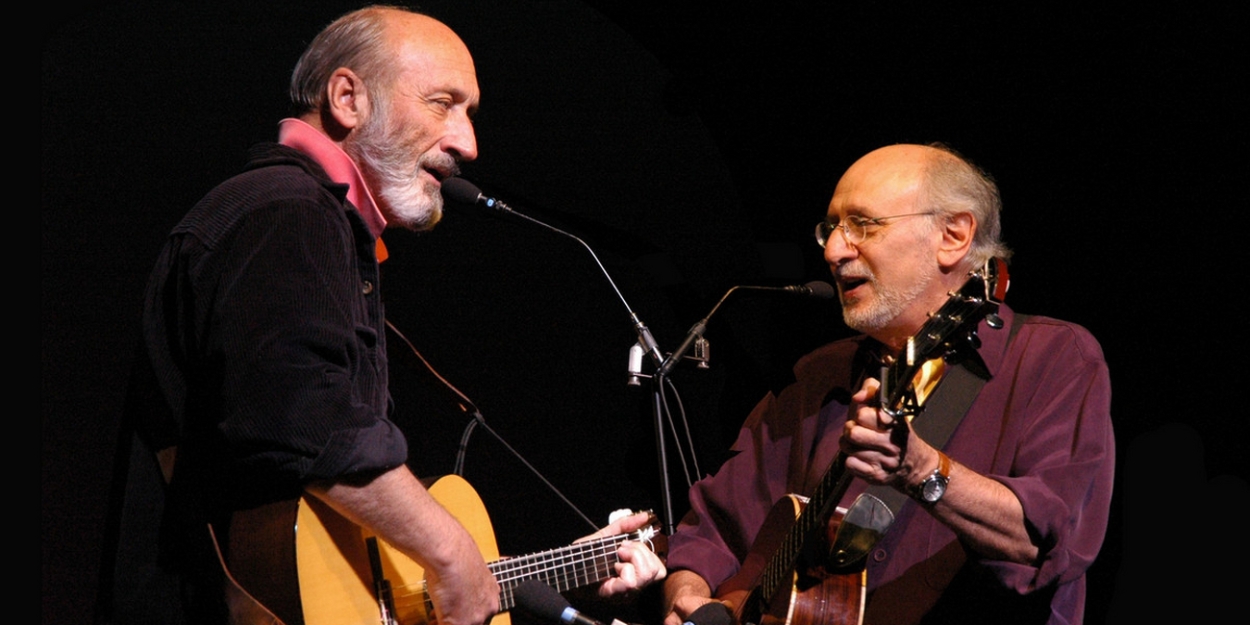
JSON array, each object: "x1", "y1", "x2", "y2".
[{"x1": 815, "y1": 212, "x2": 935, "y2": 248}]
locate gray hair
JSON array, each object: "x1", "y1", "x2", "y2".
[
  {"x1": 922, "y1": 143, "x2": 1012, "y2": 269},
  {"x1": 289, "y1": 5, "x2": 413, "y2": 116}
]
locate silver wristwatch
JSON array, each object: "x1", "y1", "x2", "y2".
[{"x1": 916, "y1": 451, "x2": 952, "y2": 504}]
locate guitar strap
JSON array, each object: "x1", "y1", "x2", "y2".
[{"x1": 861, "y1": 313, "x2": 1031, "y2": 523}]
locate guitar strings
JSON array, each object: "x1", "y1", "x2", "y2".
[
  {"x1": 382, "y1": 531, "x2": 642, "y2": 605},
  {"x1": 491, "y1": 536, "x2": 628, "y2": 585}
]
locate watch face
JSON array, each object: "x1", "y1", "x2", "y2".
[{"x1": 921, "y1": 476, "x2": 947, "y2": 503}]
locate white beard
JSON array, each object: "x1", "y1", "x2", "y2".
[
  {"x1": 345, "y1": 99, "x2": 457, "y2": 232},
  {"x1": 839, "y1": 263, "x2": 934, "y2": 335}
]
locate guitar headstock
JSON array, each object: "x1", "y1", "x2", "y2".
[
  {"x1": 882, "y1": 257, "x2": 1009, "y2": 417},
  {"x1": 923, "y1": 257, "x2": 1008, "y2": 356},
  {"x1": 608, "y1": 508, "x2": 660, "y2": 545}
]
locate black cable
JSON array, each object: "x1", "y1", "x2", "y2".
[{"x1": 385, "y1": 319, "x2": 599, "y2": 531}]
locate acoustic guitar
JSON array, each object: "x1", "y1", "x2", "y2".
[
  {"x1": 223, "y1": 474, "x2": 658, "y2": 625},
  {"x1": 715, "y1": 258, "x2": 1009, "y2": 625}
]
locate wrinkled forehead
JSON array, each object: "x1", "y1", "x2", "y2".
[
  {"x1": 387, "y1": 13, "x2": 480, "y2": 98},
  {"x1": 827, "y1": 161, "x2": 925, "y2": 218}
]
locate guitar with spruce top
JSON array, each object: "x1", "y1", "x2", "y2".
[{"x1": 222, "y1": 474, "x2": 658, "y2": 625}]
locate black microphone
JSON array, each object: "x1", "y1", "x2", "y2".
[
  {"x1": 514, "y1": 580, "x2": 607, "y2": 625},
  {"x1": 784, "y1": 280, "x2": 837, "y2": 299},
  {"x1": 441, "y1": 177, "x2": 514, "y2": 213},
  {"x1": 683, "y1": 602, "x2": 734, "y2": 625}
]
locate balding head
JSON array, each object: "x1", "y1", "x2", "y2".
[
  {"x1": 289, "y1": 6, "x2": 473, "y2": 120},
  {"x1": 836, "y1": 143, "x2": 1009, "y2": 271}
]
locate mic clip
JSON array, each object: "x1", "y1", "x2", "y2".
[
  {"x1": 691, "y1": 336, "x2": 710, "y2": 369},
  {"x1": 629, "y1": 334, "x2": 710, "y2": 386}
]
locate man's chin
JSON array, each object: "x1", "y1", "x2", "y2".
[
  {"x1": 842, "y1": 302, "x2": 886, "y2": 334},
  {"x1": 382, "y1": 195, "x2": 443, "y2": 232},
  {"x1": 395, "y1": 208, "x2": 442, "y2": 232}
]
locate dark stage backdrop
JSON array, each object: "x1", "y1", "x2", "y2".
[{"x1": 43, "y1": 2, "x2": 1247, "y2": 624}]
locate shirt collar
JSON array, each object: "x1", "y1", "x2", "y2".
[{"x1": 277, "y1": 118, "x2": 388, "y2": 238}]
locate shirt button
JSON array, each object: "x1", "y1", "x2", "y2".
[
  {"x1": 362, "y1": 280, "x2": 374, "y2": 295},
  {"x1": 872, "y1": 548, "x2": 887, "y2": 562}
]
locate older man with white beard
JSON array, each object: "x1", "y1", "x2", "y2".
[{"x1": 118, "y1": 7, "x2": 660, "y2": 625}]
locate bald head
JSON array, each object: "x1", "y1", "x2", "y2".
[
  {"x1": 833, "y1": 145, "x2": 934, "y2": 216},
  {"x1": 289, "y1": 6, "x2": 473, "y2": 119},
  {"x1": 842, "y1": 144, "x2": 936, "y2": 181},
  {"x1": 838, "y1": 143, "x2": 1009, "y2": 271}
]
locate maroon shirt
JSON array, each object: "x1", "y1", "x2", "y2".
[{"x1": 666, "y1": 306, "x2": 1114, "y2": 625}]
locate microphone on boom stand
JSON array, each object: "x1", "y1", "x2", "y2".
[
  {"x1": 442, "y1": 177, "x2": 835, "y2": 534},
  {"x1": 442, "y1": 178, "x2": 664, "y2": 365},
  {"x1": 656, "y1": 281, "x2": 835, "y2": 378}
]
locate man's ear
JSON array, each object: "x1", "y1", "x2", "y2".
[
  {"x1": 325, "y1": 67, "x2": 369, "y2": 132},
  {"x1": 936, "y1": 212, "x2": 975, "y2": 270}
]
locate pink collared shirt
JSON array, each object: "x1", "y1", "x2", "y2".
[{"x1": 277, "y1": 119, "x2": 389, "y2": 257}]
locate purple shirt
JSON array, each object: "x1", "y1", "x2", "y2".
[{"x1": 666, "y1": 306, "x2": 1114, "y2": 625}]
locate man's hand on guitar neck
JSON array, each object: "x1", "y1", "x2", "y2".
[
  {"x1": 840, "y1": 377, "x2": 939, "y2": 493},
  {"x1": 840, "y1": 377, "x2": 1040, "y2": 565},
  {"x1": 577, "y1": 510, "x2": 667, "y2": 597}
]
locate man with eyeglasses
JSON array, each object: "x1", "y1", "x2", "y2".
[{"x1": 661, "y1": 144, "x2": 1114, "y2": 625}]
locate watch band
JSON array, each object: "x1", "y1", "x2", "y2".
[{"x1": 935, "y1": 450, "x2": 951, "y2": 480}]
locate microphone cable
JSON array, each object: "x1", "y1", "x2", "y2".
[{"x1": 386, "y1": 319, "x2": 599, "y2": 530}]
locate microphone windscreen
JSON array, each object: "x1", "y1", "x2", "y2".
[
  {"x1": 685, "y1": 602, "x2": 733, "y2": 625},
  {"x1": 514, "y1": 579, "x2": 569, "y2": 621},
  {"x1": 441, "y1": 177, "x2": 483, "y2": 204},
  {"x1": 804, "y1": 280, "x2": 837, "y2": 300}
]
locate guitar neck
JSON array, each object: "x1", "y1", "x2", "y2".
[
  {"x1": 492, "y1": 532, "x2": 637, "y2": 610},
  {"x1": 754, "y1": 453, "x2": 855, "y2": 604}
]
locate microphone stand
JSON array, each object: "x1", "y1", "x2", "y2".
[
  {"x1": 443, "y1": 179, "x2": 683, "y2": 533},
  {"x1": 657, "y1": 286, "x2": 744, "y2": 378},
  {"x1": 504, "y1": 216, "x2": 680, "y2": 532},
  {"x1": 458, "y1": 192, "x2": 665, "y2": 365},
  {"x1": 649, "y1": 283, "x2": 837, "y2": 531},
  {"x1": 441, "y1": 179, "x2": 835, "y2": 535}
]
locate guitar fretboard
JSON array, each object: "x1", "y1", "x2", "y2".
[{"x1": 493, "y1": 532, "x2": 639, "y2": 610}]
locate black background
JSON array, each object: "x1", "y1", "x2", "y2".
[{"x1": 43, "y1": 1, "x2": 1247, "y2": 624}]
